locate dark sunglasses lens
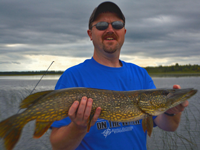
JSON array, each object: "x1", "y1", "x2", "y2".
[
  {"x1": 96, "y1": 22, "x2": 109, "y2": 30},
  {"x1": 112, "y1": 21, "x2": 124, "y2": 29}
]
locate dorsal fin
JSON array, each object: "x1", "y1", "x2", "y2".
[{"x1": 20, "y1": 90, "x2": 53, "y2": 109}]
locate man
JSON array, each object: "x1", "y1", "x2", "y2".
[{"x1": 50, "y1": 2, "x2": 189, "y2": 150}]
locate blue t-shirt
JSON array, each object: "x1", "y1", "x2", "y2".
[{"x1": 51, "y1": 57, "x2": 156, "y2": 150}]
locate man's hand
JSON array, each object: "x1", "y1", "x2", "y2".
[
  {"x1": 165, "y1": 85, "x2": 189, "y2": 115},
  {"x1": 50, "y1": 97, "x2": 101, "y2": 150},
  {"x1": 68, "y1": 96, "x2": 101, "y2": 130}
]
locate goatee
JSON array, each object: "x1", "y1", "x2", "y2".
[{"x1": 103, "y1": 43, "x2": 120, "y2": 54}]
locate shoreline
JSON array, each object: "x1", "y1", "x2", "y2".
[
  {"x1": 0, "y1": 73, "x2": 200, "y2": 77},
  {"x1": 149, "y1": 73, "x2": 200, "y2": 77}
]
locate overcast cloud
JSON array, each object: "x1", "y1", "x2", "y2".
[{"x1": 0, "y1": 0, "x2": 200, "y2": 71}]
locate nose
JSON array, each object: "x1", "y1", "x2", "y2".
[{"x1": 106, "y1": 23, "x2": 114, "y2": 32}]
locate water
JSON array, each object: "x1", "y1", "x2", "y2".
[
  {"x1": 0, "y1": 76, "x2": 59, "y2": 150},
  {"x1": 0, "y1": 76, "x2": 199, "y2": 150}
]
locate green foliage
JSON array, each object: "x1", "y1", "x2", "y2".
[
  {"x1": 144, "y1": 63, "x2": 200, "y2": 73},
  {"x1": 0, "y1": 71, "x2": 64, "y2": 76},
  {"x1": 0, "y1": 63, "x2": 200, "y2": 76}
]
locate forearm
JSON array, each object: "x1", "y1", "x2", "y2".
[
  {"x1": 50, "y1": 122, "x2": 87, "y2": 150},
  {"x1": 155, "y1": 112, "x2": 182, "y2": 131}
]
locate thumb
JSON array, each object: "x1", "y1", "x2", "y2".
[{"x1": 173, "y1": 85, "x2": 181, "y2": 89}]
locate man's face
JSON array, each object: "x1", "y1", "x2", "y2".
[{"x1": 88, "y1": 12, "x2": 126, "y2": 56}]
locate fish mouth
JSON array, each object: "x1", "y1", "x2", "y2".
[
  {"x1": 166, "y1": 88, "x2": 197, "y2": 106},
  {"x1": 167, "y1": 88, "x2": 197, "y2": 99},
  {"x1": 187, "y1": 89, "x2": 198, "y2": 96}
]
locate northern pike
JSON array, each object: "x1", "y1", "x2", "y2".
[{"x1": 0, "y1": 87, "x2": 197, "y2": 150}]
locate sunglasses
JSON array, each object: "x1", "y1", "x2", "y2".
[{"x1": 91, "y1": 21, "x2": 125, "y2": 30}]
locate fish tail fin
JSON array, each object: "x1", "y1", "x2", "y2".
[
  {"x1": 0, "y1": 114, "x2": 27, "y2": 150},
  {"x1": 142, "y1": 115, "x2": 153, "y2": 137}
]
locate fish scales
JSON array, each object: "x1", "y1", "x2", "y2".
[
  {"x1": 46, "y1": 88, "x2": 144, "y2": 122},
  {"x1": 0, "y1": 87, "x2": 197, "y2": 150}
]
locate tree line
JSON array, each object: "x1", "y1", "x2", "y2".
[
  {"x1": 0, "y1": 63, "x2": 200, "y2": 75},
  {"x1": 145, "y1": 63, "x2": 200, "y2": 73},
  {"x1": 0, "y1": 70, "x2": 64, "y2": 75}
]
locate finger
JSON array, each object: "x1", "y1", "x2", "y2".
[
  {"x1": 83, "y1": 98, "x2": 93, "y2": 120},
  {"x1": 174, "y1": 101, "x2": 189, "y2": 113},
  {"x1": 181, "y1": 100, "x2": 189, "y2": 108},
  {"x1": 166, "y1": 107, "x2": 179, "y2": 114},
  {"x1": 91, "y1": 107, "x2": 101, "y2": 126},
  {"x1": 173, "y1": 84, "x2": 181, "y2": 89},
  {"x1": 167, "y1": 102, "x2": 187, "y2": 114},
  {"x1": 68, "y1": 101, "x2": 79, "y2": 118},
  {"x1": 76, "y1": 96, "x2": 87, "y2": 119},
  {"x1": 175, "y1": 104, "x2": 185, "y2": 112}
]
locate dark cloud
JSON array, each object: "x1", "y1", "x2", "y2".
[{"x1": 0, "y1": 0, "x2": 200, "y2": 71}]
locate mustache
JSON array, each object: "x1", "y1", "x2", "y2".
[{"x1": 102, "y1": 32, "x2": 118, "y2": 40}]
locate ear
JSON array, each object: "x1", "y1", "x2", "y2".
[{"x1": 87, "y1": 29, "x2": 92, "y2": 41}]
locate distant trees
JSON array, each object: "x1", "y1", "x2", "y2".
[
  {"x1": 0, "y1": 71, "x2": 64, "y2": 76},
  {"x1": 145, "y1": 63, "x2": 200, "y2": 73},
  {"x1": 0, "y1": 63, "x2": 200, "y2": 75}
]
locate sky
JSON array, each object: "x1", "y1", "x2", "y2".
[{"x1": 0, "y1": 0, "x2": 200, "y2": 71}]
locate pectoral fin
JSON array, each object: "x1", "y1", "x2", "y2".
[
  {"x1": 142, "y1": 115, "x2": 153, "y2": 137},
  {"x1": 87, "y1": 111, "x2": 95, "y2": 132},
  {"x1": 33, "y1": 120, "x2": 53, "y2": 138}
]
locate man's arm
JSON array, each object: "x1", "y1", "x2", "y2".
[
  {"x1": 154, "y1": 85, "x2": 189, "y2": 131},
  {"x1": 50, "y1": 97, "x2": 101, "y2": 150}
]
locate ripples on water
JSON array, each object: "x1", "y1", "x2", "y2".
[
  {"x1": 0, "y1": 76, "x2": 199, "y2": 150},
  {"x1": 0, "y1": 77, "x2": 58, "y2": 150}
]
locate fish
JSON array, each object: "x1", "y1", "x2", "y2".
[{"x1": 0, "y1": 87, "x2": 197, "y2": 150}]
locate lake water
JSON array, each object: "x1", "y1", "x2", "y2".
[{"x1": 0, "y1": 75, "x2": 199, "y2": 150}]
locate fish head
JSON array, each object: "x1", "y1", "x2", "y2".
[
  {"x1": 138, "y1": 88, "x2": 197, "y2": 116},
  {"x1": 164, "y1": 88, "x2": 197, "y2": 109}
]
